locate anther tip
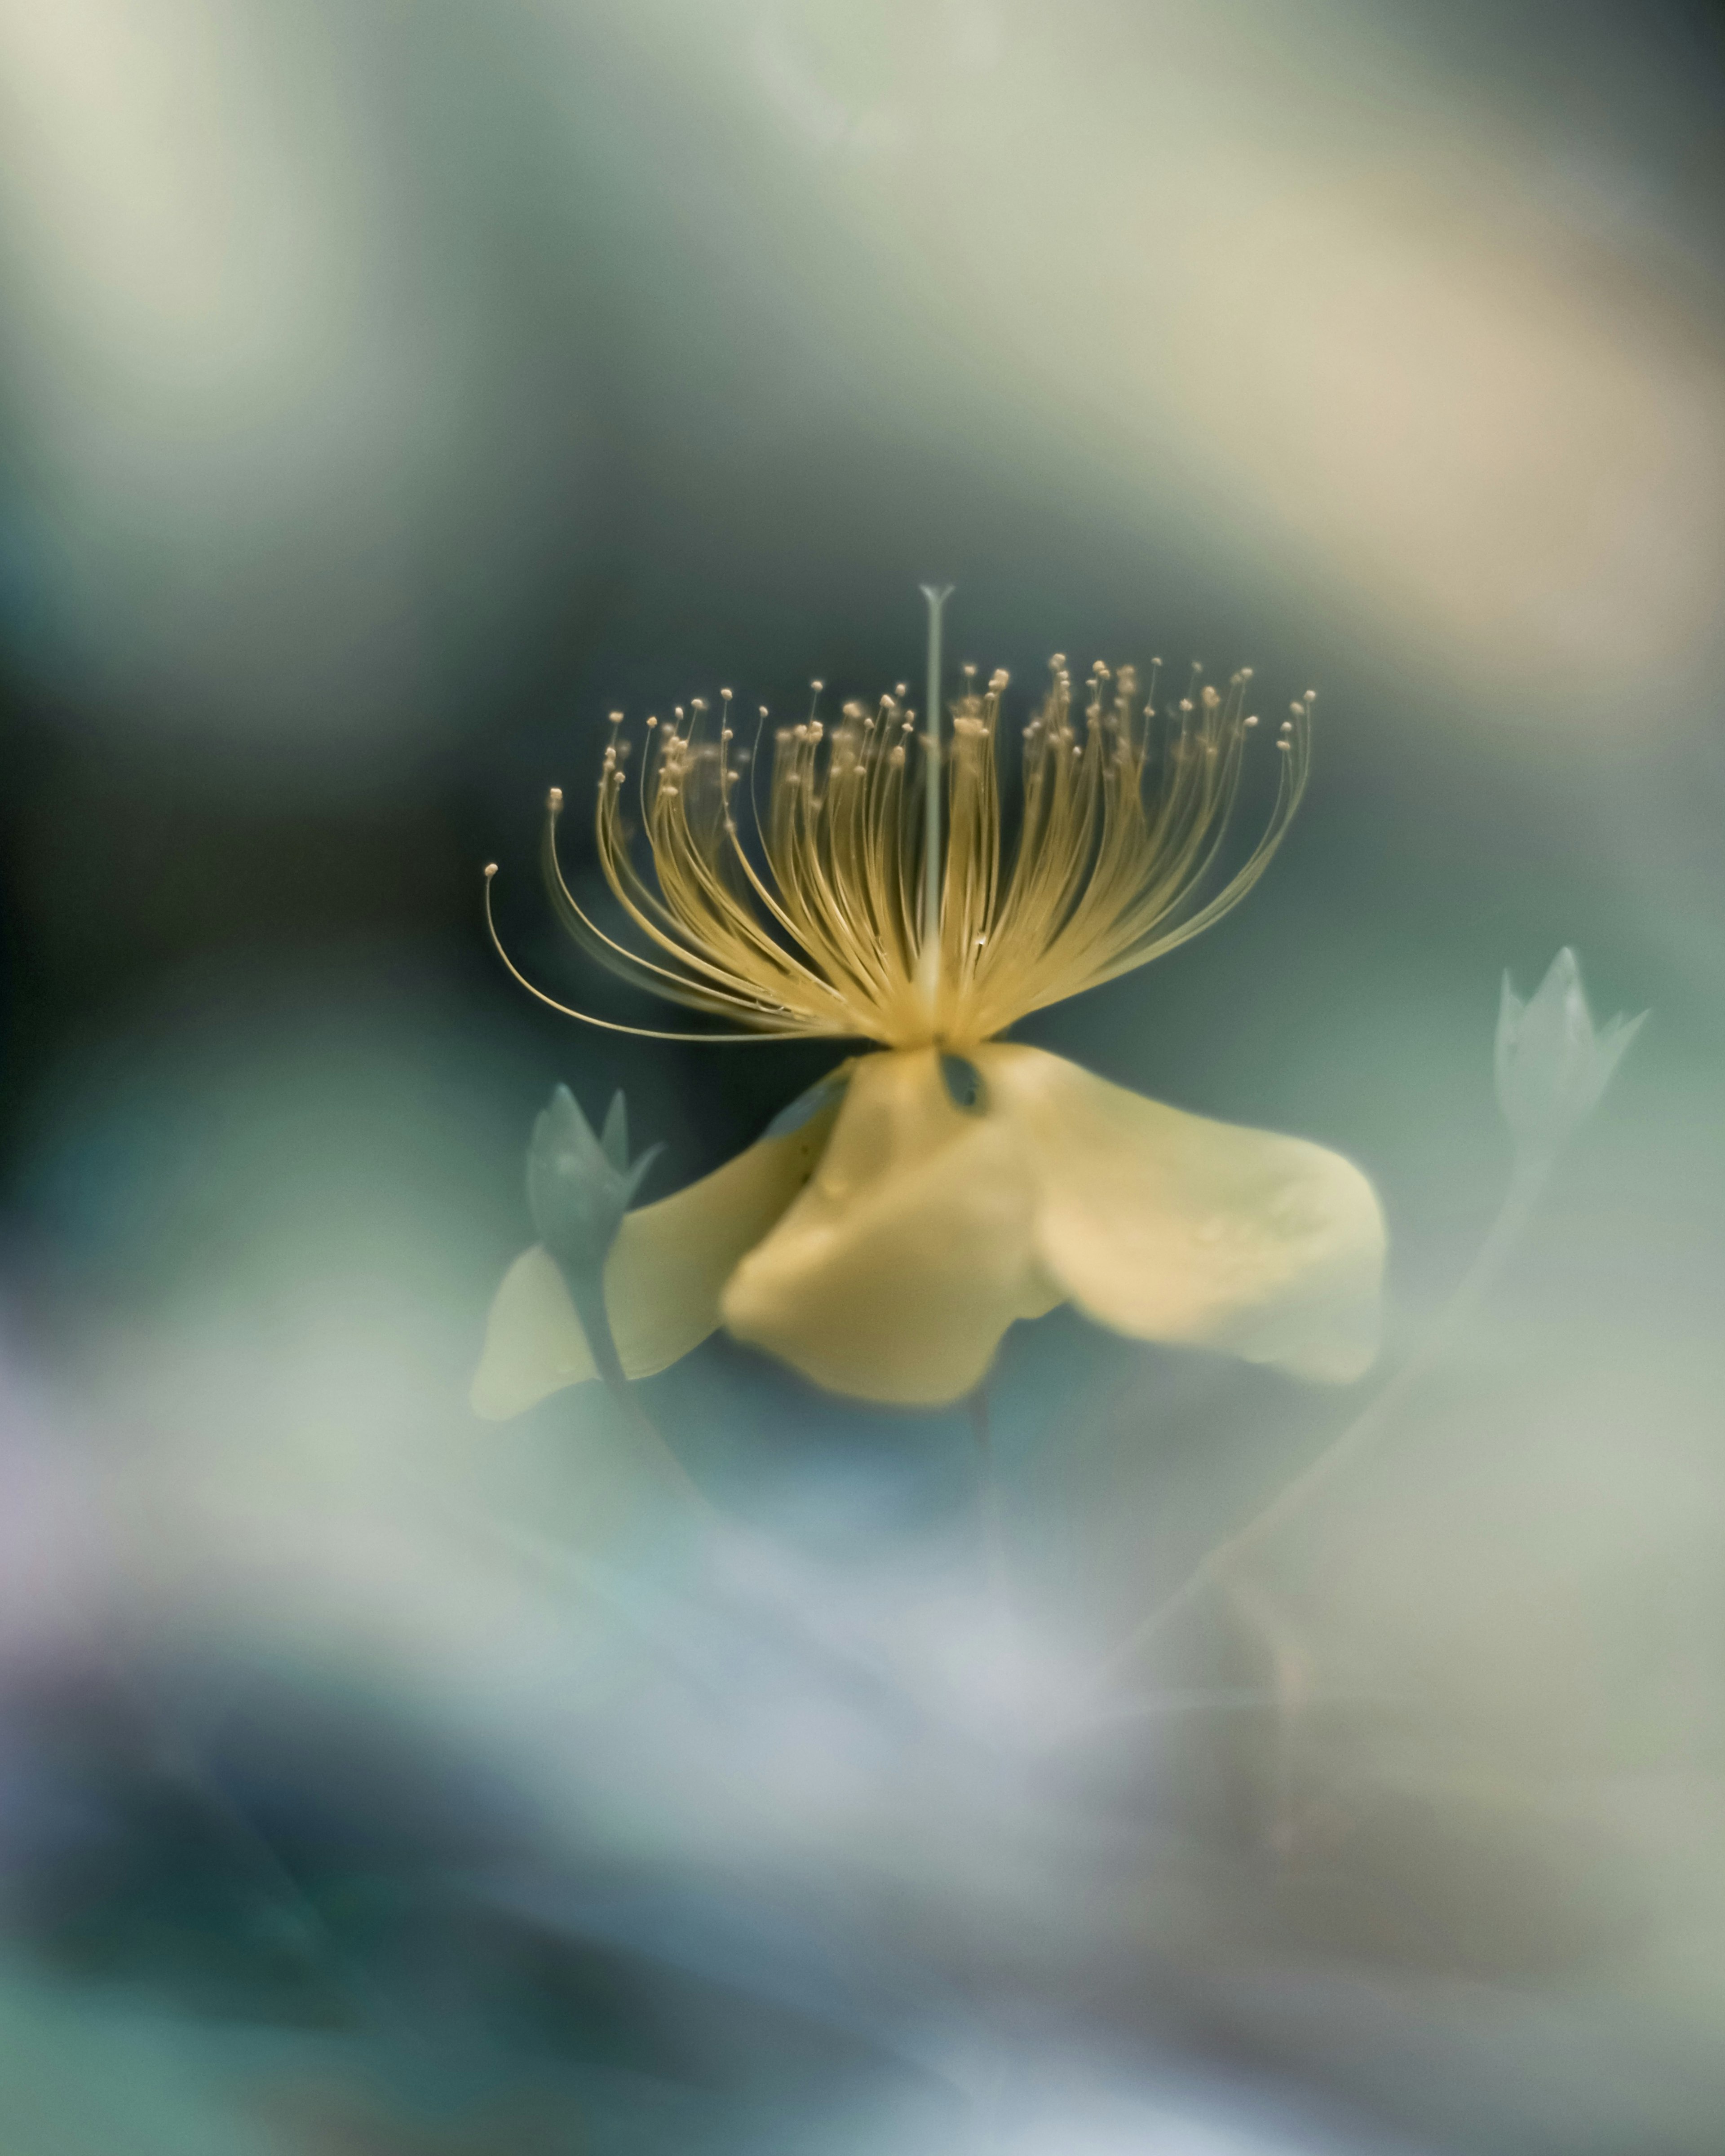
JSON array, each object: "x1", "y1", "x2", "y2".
[
  {"x1": 547, "y1": 786, "x2": 563, "y2": 809},
  {"x1": 483, "y1": 862, "x2": 498, "y2": 879}
]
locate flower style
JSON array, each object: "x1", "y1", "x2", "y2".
[{"x1": 474, "y1": 599, "x2": 1385, "y2": 1414}]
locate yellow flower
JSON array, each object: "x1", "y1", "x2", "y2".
[{"x1": 474, "y1": 600, "x2": 1384, "y2": 1414}]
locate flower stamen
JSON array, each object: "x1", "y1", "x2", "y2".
[{"x1": 482, "y1": 602, "x2": 1314, "y2": 1049}]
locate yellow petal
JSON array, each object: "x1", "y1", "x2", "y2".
[
  {"x1": 470, "y1": 1086, "x2": 844, "y2": 1420},
  {"x1": 470, "y1": 1244, "x2": 594, "y2": 1420},
  {"x1": 973, "y1": 1044, "x2": 1385, "y2": 1382},
  {"x1": 720, "y1": 1049, "x2": 1057, "y2": 1407}
]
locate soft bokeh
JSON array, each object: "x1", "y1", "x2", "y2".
[{"x1": 1, "y1": 3, "x2": 1722, "y2": 2151}]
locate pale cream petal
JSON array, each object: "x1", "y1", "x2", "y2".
[
  {"x1": 470, "y1": 1087, "x2": 844, "y2": 1420},
  {"x1": 608, "y1": 1091, "x2": 843, "y2": 1375},
  {"x1": 720, "y1": 1049, "x2": 1056, "y2": 1407},
  {"x1": 470, "y1": 1244, "x2": 597, "y2": 1420},
  {"x1": 974, "y1": 1044, "x2": 1385, "y2": 1382}
]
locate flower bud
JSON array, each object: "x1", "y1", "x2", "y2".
[
  {"x1": 1495, "y1": 949, "x2": 1645, "y2": 1158},
  {"x1": 526, "y1": 1085, "x2": 662, "y2": 1282}
]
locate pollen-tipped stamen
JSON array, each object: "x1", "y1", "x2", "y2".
[{"x1": 482, "y1": 597, "x2": 1312, "y2": 1050}]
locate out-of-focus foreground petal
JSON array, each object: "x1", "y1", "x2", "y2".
[
  {"x1": 471, "y1": 1090, "x2": 843, "y2": 1418},
  {"x1": 977, "y1": 1044, "x2": 1386, "y2": 1383},
  {"x1": 721, "y1": 1049, "x2": 1057, "y2": 1407}
]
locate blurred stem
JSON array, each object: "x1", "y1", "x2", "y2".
[
  {"x1": 969, "y1": 1386, "x2": 1028, "y2": 1759},
  {"x1": 560, "y1": 1262, "x2": 713, "y2": 1515},
  {"x1": 1085, "y1": 1146, "x2": 1557, "y2": 1702},
  {"x1": 969, "y1": 1387, "x2": 1012, "y2": 1619}
]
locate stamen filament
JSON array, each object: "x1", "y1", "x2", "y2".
[{"x1": 486, "y1": 597, "x2": 1314, "y2": 1051}]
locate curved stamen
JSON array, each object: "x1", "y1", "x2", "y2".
[
  {"x1": 486, "y1": 601, "x2": 1314, "y2": 1051},
  {"x1": 482, "y1": 866, "x2": 819, "y2": 1043}
]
